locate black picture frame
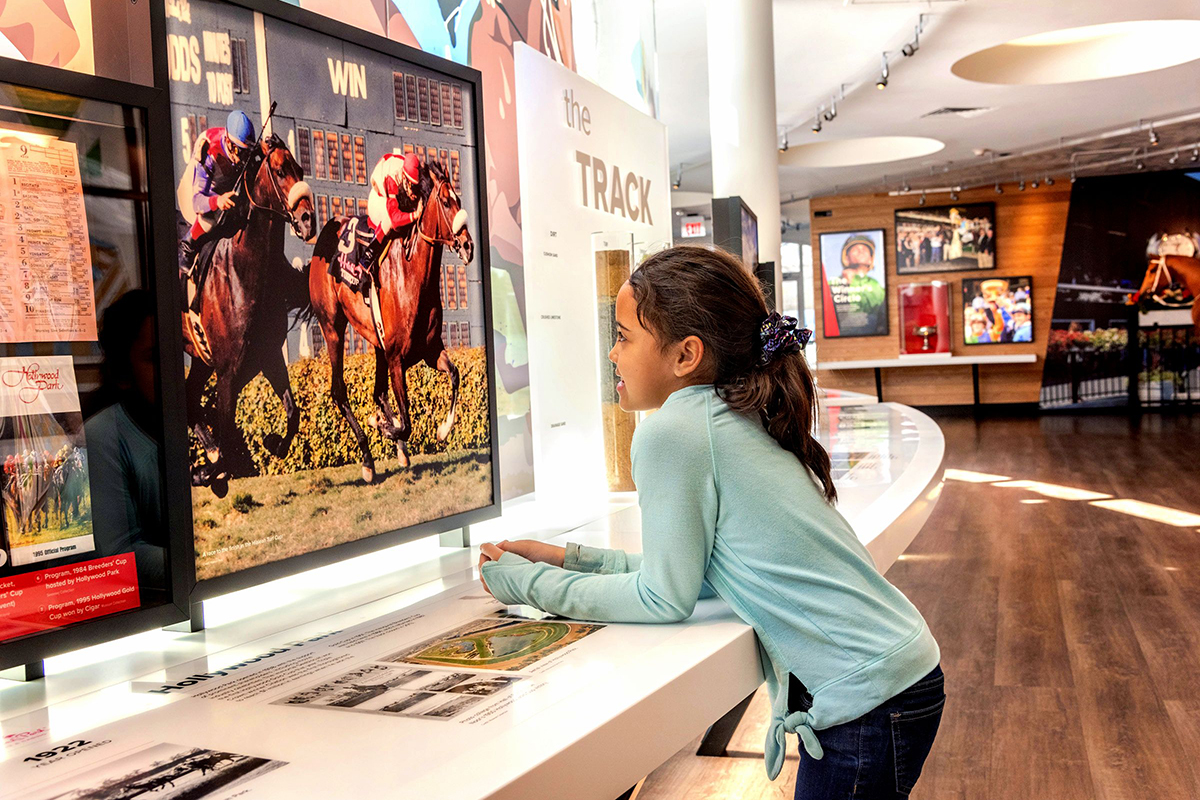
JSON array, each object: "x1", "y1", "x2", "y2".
[
  {"x1": 0, "y1": 17, "x2": 195, "y2": 670},
  {"x1": 818, "y1": 228, "x2": 890, "y2": 339},
  {"x1": 961, "y1": 275, "x2": 1034, "y2": 346},
  {"x1": 175, "y1": 0, "x2": 501, "y2": 604},
  {"x1": 894, "y1": 202, "x2": 997, "y2": 275}
]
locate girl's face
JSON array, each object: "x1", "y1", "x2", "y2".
[{"x1": 608, "y1": 283, "x2": 704, "y2": 412}]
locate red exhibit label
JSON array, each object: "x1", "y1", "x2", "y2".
[{"x1": 0, "y1": 554, "x2": 140, "y2": 642}]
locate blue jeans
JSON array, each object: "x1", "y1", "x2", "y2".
[{"x1": 794, "y1": 665, "x2": 945, "y2": 799}]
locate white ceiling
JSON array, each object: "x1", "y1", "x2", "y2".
[{"x1": 654, "y1": 0, "x2": 1200, "y2": 222}]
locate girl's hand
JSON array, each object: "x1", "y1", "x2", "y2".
[
  {"x1": 478, "y1": 542, "x2": 504, "y2": 596},
  {"x1": 495, "y1": 539, "x2": 566, "y2": 568}
]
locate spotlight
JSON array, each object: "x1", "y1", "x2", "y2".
[
  {"x1": 779, "y1": 130, "x2": 789, "y2": 153},
  {"x1": 1045, "y1": 175, "x2": 1054, "y2": 186},
  {"x1": 1018, "y1": 179, "x2": 1025, "y2": 191},
  {"x1": 1031, "y1": 179, "x2": 1039, "y2": 188},
  {"x1": 1169, "y1": 150, "x2": 1179, "y2": 165},
  {"x1": 1149, "y1": 124, "x2": 1159, "y2": 146},
  {"x1": 995, "y1": 182, "x2": 1003, "y2": 195},
  {"x1": 1136, "y1": 159, "x2": 1145, "y2": 171},
  {"x1": 812, "y1": 116, "x2": 822, "y2": 135},
  {"x1": 1070, "y1": 171, "x2": 1077, "y2": 184},
  {"x1": 672, "y1": 167, "x2": 682, "y2": 190},
  {"x1": 1191, "y1": 148, "x2": 1199, "y2": 162},
  {"x1": 877, "y1": 54, "x2": 889, "y2": 89},
  {"x1": 902, "y1": 24, "x2": 920, "y2": 57},
  {"x1": 918, "y1": 192, "x2": 926, "y2": 206},
  {"x1": 824, "y1": 97, "x2": 838, "y2": 122},
  {"x1": 949, "y1": 189, "x2": 959, "y2": 201},
  {"x1": 902, "y1": 182, "x2": 911, "y2": 192}
]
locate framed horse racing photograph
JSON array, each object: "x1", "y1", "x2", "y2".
[
  {"x1": 895, "y1": 202, "x2": 996, "y2": 274},
  {"x1": 163, "y1": 0, "x2": 498, "y2": 601}
]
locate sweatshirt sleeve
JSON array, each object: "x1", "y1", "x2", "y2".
[{"x1": 482, "y1": 406, "x2": 718, "y2": 623}]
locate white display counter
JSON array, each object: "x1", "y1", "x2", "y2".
[{"x1": 0, "y1": 398, "x2": 943, "y2": 800}]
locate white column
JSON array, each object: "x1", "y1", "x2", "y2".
[{"x1": 706, "y1": 0, "x2": 782, "y2": 304}]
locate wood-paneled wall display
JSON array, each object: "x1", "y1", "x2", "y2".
[
  {"x1": 818, "y1": 229, "x2": 889, "y2": 338},
  {"x1": 811, "y1": 183, "x2": 1070, "y2": 406}
]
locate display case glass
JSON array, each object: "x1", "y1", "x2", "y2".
[
  {"x1": 0, "y1": 61, "x2": 191, "y2": 668},
  {"x1": 899, "y1": 282, "x2": 951, "y2": 355}
]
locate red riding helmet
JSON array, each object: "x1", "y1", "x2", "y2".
[{"x1": 402, "y1": 152, "x2": 420, "y2": 185}]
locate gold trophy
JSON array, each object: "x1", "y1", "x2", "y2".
[{"x1": 913, "y1": 325, "x2": 938, "y2": 351}]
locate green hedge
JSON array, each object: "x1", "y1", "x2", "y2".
[{"x1": 190, "y1": 347, "x2": 490, "y2": 474}]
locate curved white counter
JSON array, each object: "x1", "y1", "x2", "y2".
[{"x1": 0, "y1": 400, "x2": 944, "y2": 800}]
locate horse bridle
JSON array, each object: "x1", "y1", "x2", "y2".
[
  {"x1": 1146, "y1": 257, "x2": 1192, "y2": 307},
  {"x1": 243, "y1": 141, "x2": 311, "y2": 238},
  {"x1": 418, "y1": 174, "x2": 468, "y2": 248}
]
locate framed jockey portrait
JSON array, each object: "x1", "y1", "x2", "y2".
[
  {"x1": 895, "y1": 202, "x2": 996, "y2": 275},
  {"x1": 161, "y1": 0, "x2": 497, "y2": 606},
  {"x1": 819, "y1": 229, "x2": 889, "y2": 338}
]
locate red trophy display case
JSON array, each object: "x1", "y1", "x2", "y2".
[{"x1": 899, "y1": 282, "x2": 951, "y2": 356}]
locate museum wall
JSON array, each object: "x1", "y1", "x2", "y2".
[{"x1": 810, "y1": 183, "x2": 1071, "y2": 406}]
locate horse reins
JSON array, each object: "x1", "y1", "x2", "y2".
[
  {"x1": 418, "y1": 175, "x2": 465, "y2": 248},
  {"x1": 243, "y1": 144, "x2": 309, "y2": 237}
]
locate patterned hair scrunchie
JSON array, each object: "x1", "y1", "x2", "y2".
[{"x1": 758, "y1": 312, "x2": 812, "y2": 366}]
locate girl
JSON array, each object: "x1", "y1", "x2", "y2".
[{"x1": 479, "y1": 245, "x2": 943, "y2": 799}]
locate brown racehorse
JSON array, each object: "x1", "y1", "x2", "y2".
[
  {"x1": 1131, "y1": 254, "x2": 1200, "y2": 334},
  {"x1": 308, "y1": 160, "x2": 473, "y2": 483},
  {"x1": 183, "y1": 134, "x2": 316, "y2": 496}
]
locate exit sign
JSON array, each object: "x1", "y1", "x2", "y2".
[{"x1": 681, "y1": 215, "x2": 706, "y2": 238}]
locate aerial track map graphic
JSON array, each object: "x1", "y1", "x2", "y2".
[{"x1": 385, "y1": 617, "x2": 604, "y2": 671}]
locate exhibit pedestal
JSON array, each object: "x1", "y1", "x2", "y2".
[{"x1": 0, "y1": 661, "x2": 44, "y2": 683}]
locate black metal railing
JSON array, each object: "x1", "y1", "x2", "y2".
[{"x1": 1136, "y1": 324, "x2": 1200, "y2": 409}]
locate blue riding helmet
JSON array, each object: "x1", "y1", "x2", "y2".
[{"x1": 225, "y1": 110, "x2": 256, "y2": 149}]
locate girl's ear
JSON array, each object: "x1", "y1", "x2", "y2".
[{"x1": 674, "y1": 335, "x2": 706, "y2": 378}]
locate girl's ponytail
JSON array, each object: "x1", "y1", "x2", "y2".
[
  {"x1": 718, "y1": 349, "x2": 836, "y2": 502},
  {"x1": 628, "y1": 246, "x2": 837, "y2": 503}
]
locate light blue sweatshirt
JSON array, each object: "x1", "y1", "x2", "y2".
[{"x1": 481, "y1": 384, "x2": 939, "y2": 779}]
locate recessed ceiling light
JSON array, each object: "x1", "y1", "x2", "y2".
[
  {"x1": 778, "y1": 136, "x2": 945, "y2": 168},
  {"x1": 951, "y1": 21, "x2": 1200, "y2": 85}
]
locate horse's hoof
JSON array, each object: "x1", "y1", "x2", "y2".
[
  {"x1": 397, "y1": 446, "x2": 410, "y2": 468},
  {"x1": 362, "y1": 466, "x2": 375, "y2": 484}
]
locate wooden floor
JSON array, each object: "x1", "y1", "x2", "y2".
[{"x1": 635, "y1": 413, "x2": 1200, "y2": 800}]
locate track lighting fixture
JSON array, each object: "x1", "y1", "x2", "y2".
[
  {"x1": 902, "y1": 182, "x2": 911, "y2": 192},
  {"x1": 995, "y1": 183, "x2": 1003, "y2": 195},
  {"x1": 1044, "y1": 175, "x2": 1054, "y2": 186},
  {"x1": 1031, "y1": 178, "x2": 1039, "y2": 189},
  {"x1": 779, "y1": 130, "x2": 789, "y2": 153},
  {"x1": 918, "y1": 192, "x2": 926, "y2": 206},
  {"x1": 1148, "y1": 124, "x2": 1159, "y2": 146},
  {"x1": 1191, "y1": 148, "x2": 1199, "y2": 163},
  {"x1": 823, "y1": 97, "x2": 838, "y2": 122},
  {"x1": 877, "y1": 54, "x2": 889, "y2": 90},
  {"x1": 1168, "y1": 150, "x2": 1179, "y2": 165},
  {"x1": 1135, "y1": 159, "x2": 1145, "y2": 171},
  {"x1": 1070, "y1": 171, "x2": 1077, "y2": 184},
  {"x1": 672, "y1": 167, "x2": 682, "y2": 190},
  {"x1": 902, "y1": 24, "x2": 920, "y2": 57},
  {"x1": 1018, "y1": 179, "x2": 1025, "y2": 191},
  {"x1": 812, "y1": 113, "x2": 822, "y2": 134},
  {"x1": 949, "y1": 189, "x2": 959, "y2": 201}
]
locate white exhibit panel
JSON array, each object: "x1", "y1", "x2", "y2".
[
  {"x1": 0, "y1": 402, "x2": 943, "y2": 800},
  {"x1": 515, "y1": 43, "x2": 673, "y2": 510}
]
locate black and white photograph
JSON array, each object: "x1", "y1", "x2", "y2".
[
  {"x1": 272, "y1": 662, "x2": 522, "y2": 720},
  {"x1": 8, "y1": 743, "x2": 285, "y2": 800}
]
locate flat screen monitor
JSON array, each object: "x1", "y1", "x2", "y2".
[
  {"x1": 163, "y1": 0, "x2": 498, "y2": 599},
  {"x1": 712, "y1": 195, "x2": 758, "y2": 271}
]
